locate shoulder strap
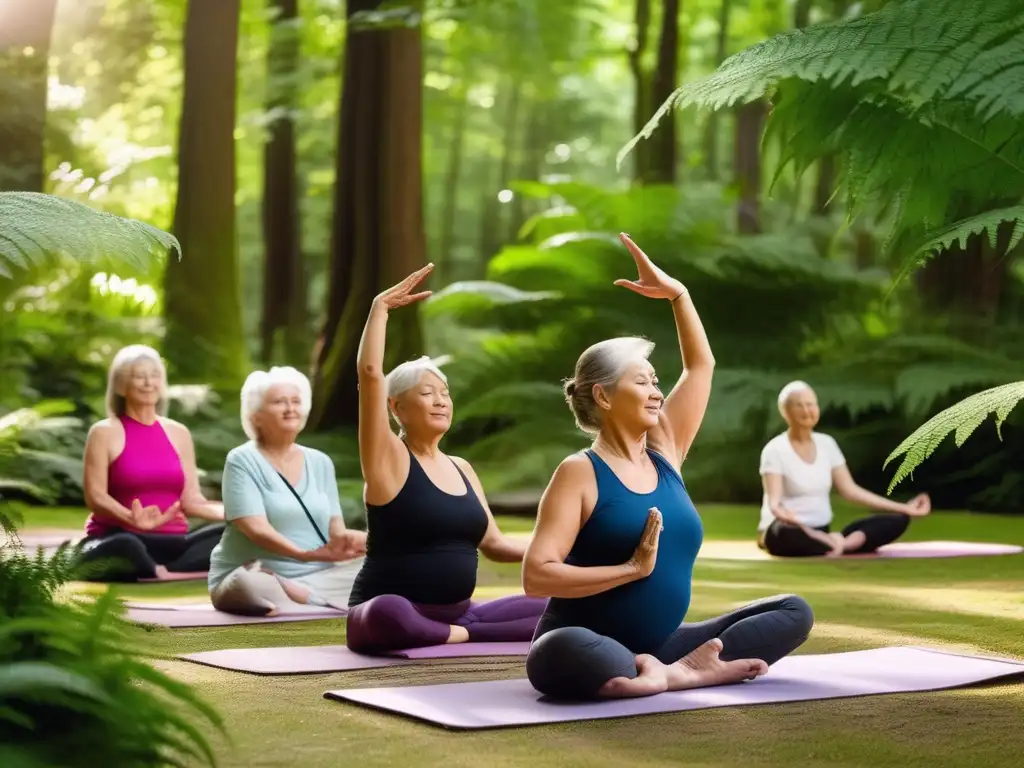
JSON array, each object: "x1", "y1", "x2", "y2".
[{"x1": 275, "y1": 470, "x2": 328, "y2": 545}]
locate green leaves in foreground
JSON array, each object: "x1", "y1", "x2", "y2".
[
  {"x1": 885, "y1": 381, "x2": 1024, "y2": 492},
  {"x1": 0, "y1": 192, "x2": 180, "y2": 280}
]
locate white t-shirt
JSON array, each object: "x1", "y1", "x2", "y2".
[{"x1": 758, "y1": 432, "x2": 846, "y2": 532}]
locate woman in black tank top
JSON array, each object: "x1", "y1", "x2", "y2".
[{"x1": 344, "y1": 265, "x2": 547, "y2": 654}]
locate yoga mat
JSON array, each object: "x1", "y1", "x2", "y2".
[
  {"x1": 699, "y1": 540, "x2": 1023, "y2": 562},
  {"x1": 180, "y1": 641, "x2": 531, "y2": 675},
  {"x1": 124, "y1": 601, "x2": 346, "y2": 628},
  {"x1": 324, "y1": 646, "x2": 1024, "y2": 730}
]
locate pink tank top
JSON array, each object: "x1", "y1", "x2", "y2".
[{"x1": 84, "y1": 415, "x2": 188, "y2": 537}]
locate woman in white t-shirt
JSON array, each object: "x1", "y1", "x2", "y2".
[{"x1": 758, "y1": 381, "x2": 931, "y2": 557}]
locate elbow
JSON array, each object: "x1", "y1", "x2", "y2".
[
  {"x1": 521, "y1": 563, "x2": 550, "y2": 599},
  {"x1": 358, "y1": 362, "x2": 384, "y2": 381}
]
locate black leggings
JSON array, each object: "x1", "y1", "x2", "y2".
[
  {"x1": 78, "y1": 523, "x2": 226, "y2": 582},
  {"x1": 762, "y1": 513, "x2": 910, "y2": 558},
  {"x1": 526, "y1": 594, "x2": 813, "y2": 699}
]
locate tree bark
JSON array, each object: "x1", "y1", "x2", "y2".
[
  {"x1": 260, "y1": 0, "x2": 307, "y2": 366},
  {"x1": 628, "y1": 0, "x2": 652, "y2": 183},
  {"x1": 309, "y1": 0, "x2": 427, "y2": 430},
  {"x1": 643, "y1": 0, "x2": 680, "y2": 184},
  {"x1": 702, "y1": 0, "x2": 731, "y2": 180},
  {"x1": 0, "y1": 0, "x2": 58, "y2": 192},
  {"x1": 507, "y1": 102, "x2": 548, "y2": 242},
  {"x1": 733, "y1": 99, "x2": 766, "y2": 233},
  {"x1": 163, "y1": 0, "x2": 247, "y2": 383}
]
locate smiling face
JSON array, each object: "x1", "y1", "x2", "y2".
[
  {"x1": 253, "y1": 383, "x2": 305, "y2": 442},
  {"x1": 391, "y1": 371, "x2": 453, "y2": 438},
  {"x1": 121, "y1": 359, "x2": 165, "y2": 409},
  {"x1": 783, "y1": 386, "x2": 820, "y2": 430},
  {"x1": 599, "y1": 359, "x2": 664, "y2": 433}
]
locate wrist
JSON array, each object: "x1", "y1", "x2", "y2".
[{"x1": 669, "y1": 284, "x2": 688, "y2": 302}]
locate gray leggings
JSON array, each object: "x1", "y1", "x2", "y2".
[{"x1": 526, "y1": 593, "x2": 814, "y2": 699}]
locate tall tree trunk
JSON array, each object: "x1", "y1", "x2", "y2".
[
  {"x1": 628, "y1": 0, "x2": 651, "y2": 183},
  {"x1": 477, "y1": 81, "x2": 521, "y2": 266},
  {"x1": 702, "y1": 0, "x2": 731, "y2": 180},
  {"x1": 733, "y1": 99, "x2": 766, "y2": 233},
  {"x1": 0, "y1": 0, "x2": 57, "y2": 192},
  {"x1": 644, "y1": 0, "x2": 680, "y2": 184},
  {"x1": 507, "y1": 103, "x2": 548, "y2": 242},
  {"x1": 309, "y1": 0, "x2": 426, "y2": 430},
  {"x1": 437, "y1": 89, "x2": 469, "y2": 284},
  {"x1": 260, "y1": 0, "x2": 307, "y2": 366},
  {"x1": 163, "y1": 0, "x2": 247, "y2": 383}
]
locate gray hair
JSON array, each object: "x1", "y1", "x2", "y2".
[
  {"x1": 385, "y1": 355, "x2": 450, "y2": 398},
  {"x1": 564, "y1": 337, "x2": 655, "y2": 434},
  {"x1": 777, "y1": 380, "x2": 813, "y2": 418},
  {"x1": 105, "y1": 344, "x2": 168, "y2": 418},
  {"x1": 240, "y1": 366, "x2": 312, "y2": 441}
]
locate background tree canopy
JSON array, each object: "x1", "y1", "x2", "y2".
[{"x1": 1, "y1": 0, "x2": 1022, "y2": 521}]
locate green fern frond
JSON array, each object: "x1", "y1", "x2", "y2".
[
  {"x1": 618, "y1": 0, "x2": 1024, "y2": 168},
  {"x1": 0, "y1": 192, "x2": 180, "y2": 280},
  {"x1": 884, "y1": 381, "x2": 1024, "y2": 491}
]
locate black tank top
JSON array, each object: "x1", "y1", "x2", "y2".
[{"x1": 347, "y1": 443, "x2": 489, "y2": 607}]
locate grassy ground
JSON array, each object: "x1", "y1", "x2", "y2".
[{"x1": 8, "y1": 502, "x2": 1024, "y2": 767}]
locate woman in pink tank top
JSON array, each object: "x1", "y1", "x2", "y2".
[{"x1": 79, "y1": 345, "x2": 226, "y2": 582}]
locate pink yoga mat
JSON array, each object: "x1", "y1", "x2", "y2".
[
  {"x1": 324, "y1": 646, "x2": 1024, "y2": 730},
  {"x1": 870, "y1": 541, "x2": 1023, "y2": 558},
  {"x1": 180, "y1": 641, "x2": 532, "y2": 674},
  {"x1": 124, "y1": 601, "x2": 346, "y2": 628}
]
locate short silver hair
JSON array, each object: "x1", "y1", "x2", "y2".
[
  {"x1": 240, "y1": 366, "x2": 312, "y2": 441},
  {"x1": 564, "y1": 337, "x2": 655, "y2": 434},
  {"x1": 777, "y1": 380, "x2": 813, "y2": 418},
  {"x1": 385, "y1": 355, "x2": 450, "y2": 398},
  {"x1": 105, "y1": 344, "x2": 168, "y2": 418}
]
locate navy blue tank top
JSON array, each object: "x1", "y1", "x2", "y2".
[
  {"x1": 348, "y1": 443, "x2": 489, "y2": 607},
  {"x1": 535, "y1": 448, "x2": 704, "y2": 654}
]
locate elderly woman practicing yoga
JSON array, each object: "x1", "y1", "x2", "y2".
[
  {"x1": 758, "y1": 381, "x2": 931, "y2": 558},
  {"x1": 344, "y1": 264, "x2": 547, "y2": 653},
  {"x1": 522, "y1": 234, "x2": 814, "y2": 700},
  {"x1": 81, "y1": 345, "x2": 225, "y2": 581},
  {"x1": 207, "y1": 367, "x2": 367, "y2": 614}
]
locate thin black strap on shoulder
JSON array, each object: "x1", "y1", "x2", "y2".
[{"x1": 276, "y1": 471, "x2": 328, "y2": 545}]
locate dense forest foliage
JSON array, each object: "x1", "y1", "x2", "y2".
[{"x1": 2, "y1": 0, "x2": 1023, "y2": 524}]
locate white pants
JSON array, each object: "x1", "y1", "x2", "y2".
[{"x1": 209, "y1": 558, "x2": 364, "y2": 615}]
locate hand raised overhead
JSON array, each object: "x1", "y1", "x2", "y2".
[
  {"x1": 614, "y1": 234, "x2": 686, "y2": 301},
  {"x1": 374, "y1": 264, "x2": 435, "y2": 311}
]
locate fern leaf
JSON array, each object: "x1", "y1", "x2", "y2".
[
  {"x1": 618, "y1": 0, "x2": 1024, "y2": 168},
  {"x1": 884, "y1": 381, "x2": 1024, "y2": 491},
  {"x1": 0, "y1": 192, "x2": 180, "y2": 280}
]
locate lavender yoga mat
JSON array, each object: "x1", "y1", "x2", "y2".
[
  {"x1": 124, "y1": 601, "x2": 347, "y2": 628},
  {"x1": 180, "y1": 641, "x2": 532, "y2": 674},
  {"x1": 324, "y1": 646, "x2": 1024, "y2": 730}
]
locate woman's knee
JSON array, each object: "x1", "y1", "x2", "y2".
[
  {"x1": 777, "y1": 594, "x2": 815, "y2": 638},
  {"x1": 345, "y1": 594, "x2": 418, "y2": 651},
  {"x1": 526, "y1": 627, "x2": 634, "y2": 699},
  {"x1": 210, "y1": 567, "x2": 284, "y2": 615}
]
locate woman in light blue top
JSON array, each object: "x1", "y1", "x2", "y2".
[{"x1": 208, "y1": 366, "x2": 366, "y2": 615}]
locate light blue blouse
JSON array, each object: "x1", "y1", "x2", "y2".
[{"x1": 208, "y1": 441, "x2": 342, "y2": 589}]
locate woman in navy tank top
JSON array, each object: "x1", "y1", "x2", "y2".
[
  {"x1": 521, "y1": 235, "x2": 814, "y2": 699},
  {"x1": 344, "y1": 264, "x2": 547, "y2": 654}
]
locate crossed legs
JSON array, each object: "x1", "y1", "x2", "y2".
[{"x1": 525, "y1": 594, "x2": 814, "y2": 699}]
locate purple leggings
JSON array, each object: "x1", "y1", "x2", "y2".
[{"x1": 345, "y1": 593, "x2": 548, "y2": 654}]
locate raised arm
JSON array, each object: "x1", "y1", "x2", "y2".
[
  {"x1": 82, "y1": 423, "x2": 136, "y2": 526},
  {"x1": 614, "y1": 234, "x2": 714, "y2": 466},
  {"x1": 165, "y1": 420, "x2": 224, "y2": 521},
  {"x1": 357, "y1": 264, "x2": 434, "y2": 487},
  {"x1": 451, "y1": 456, "x2": 527, "y2": 563},
  {"x1": 522, "y1": 456, "x2": 656, "y2": 598}
]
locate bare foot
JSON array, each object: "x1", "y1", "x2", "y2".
[
  {"x1": 598, "y1": 655, "x2": 669, "y2": 698},
  {"x1": 842, "y1": 531, "x2": 867, "y2": 553},
  {"x1": 664, "y1": 639, "x2": 768, "y2": 691},
  {"x1": 447, "y1": 625, "x2": 470, "y2": 644},
  {"x1": 153, "y1": 565, "x2": 170, "y2": 579}
]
